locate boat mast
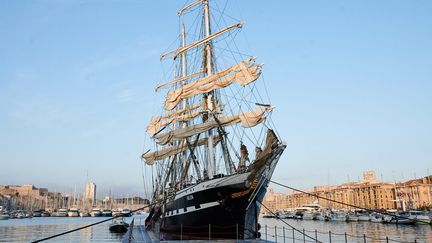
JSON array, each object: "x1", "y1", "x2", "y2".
[{"x1": 203, "y1": 0, "x2": 216, "y2": 179}]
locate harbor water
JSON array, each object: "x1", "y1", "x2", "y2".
[
  {"x1": 1, "y1": 215, "x2": 431, "y2": 242},
  {"x1": 0, "y1": 215, "x2": 139, "y2": 243},
  {"x1": 259, "y1": 217, "x2": 432, "y2": 243}
]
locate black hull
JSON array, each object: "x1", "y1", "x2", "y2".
[
  {"x1": 146, "y1": 129, "x2": 286, "y2": 241},
  {"x1": 159, "y1": 182, "x2": 267, "y2": 240}
]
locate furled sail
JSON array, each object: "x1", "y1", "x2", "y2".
[
  {"x1": 154, "y1": 107, "x2": 272, "y2": 145},
  {"x1": 151, "y1": 104, "x2": 201, "y2": 125},
  {"x1": 164, "y1": 58, "x2": 263, "y2": 110},
  {"x1": 142, "y1": 135, "x2": 221, "y2": 165},
  {"x1": 147, "y1": 104, "x2": 202, "y2": 135},
  {"x1": 146, "y1": 110, "x2": 202, "y2": 135}
]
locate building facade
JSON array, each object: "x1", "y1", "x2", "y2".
[
  {"x1": 85, "y1": 182, "x2": 97, "y2": 203},
  {"x1": 263, "y1": 173, "x2": 432, "y2": 212}
]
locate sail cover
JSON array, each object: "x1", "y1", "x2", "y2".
[
  {"x1": 147, "y1": 110, "x2": 202, "y2": 135},
  {"x1": 142, "y1": 135, "x2": 221, "y2": 165},
  {"x1": 154, "y1": 107, "x2": 272, "y2": 145},
  {"x1": 164, "y1": 58, "x2": 263, "y2": 110},
  {"x1": 151, "y1": 104, "x2": 201, "y2": 125}
]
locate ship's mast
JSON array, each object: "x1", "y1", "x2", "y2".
[
  {"x1": 181, "y1": 22, "x2": 187, "y2": 85},
  {"x1": 145, "y1": 1, "x2": 271, "y2": 190},
  {"x1": 180, "y1": 20, "x2": 190, "y2": 185},
  {"x1": 203, "y1": 0, "x2": 216, "y2": 179}
]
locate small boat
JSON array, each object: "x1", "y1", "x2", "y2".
[
  {"x1": 314, "y1": 212, "x2": 325, "y2": 221},
  {"x1": 109, "y1": 218, "x2": 129, "y2": 233},
  {"x1": 408, "y1": 211, "x2": 431, "y2": 225},
  {"x1": 121, "y1": 208, "x2": 132, "y2": 217},
  {"x1": 278, "y1": 210, "x2": 294, "y2": 219},
  {"x1": 79, "y1": 211, "x2": 90, "y2": 217},
  {"x1": 101, "y1": 209, "x2": 112, "y2": 217},
  {"x1": 329, "y1": 211, "x2": 347, "y2": 221},
  {"x1": 68, "y1": 208, "x2": 80, "y2": 217},
  {"x1": 262, "y1": 212, "x2": 274, "y2": 218},
  {"x1": 16, "y1": 211, "x2": 26, "y2": 219},
  {"x1": 25, "y1": 211, "x2": 33, "y2": 218},
  {"x1": 302, "y1": 211, "x2": 314, "y2": 220},
  {"x1": 0, "y1": 213, "x2": 9, "y2": 220},
  {"x1": 370, "y1": 213, "x2": 384, "y2": 223},
  {"x1": 90, "y1": 208, "x2": 102, "y2": 217},
  {"x1": 293, "y1": 211, "x2": 303, "y2": 219},
  {"x1": 52, "y1": 208, "x2": 68, "y2": 217},
  {"x1": 41, "y1": 211, "x2": 51, "y2": 217},
  {"x1": 33, "y1": 209, "x2": 42, "y2": 217},
  {"x1": 112, "y1": 208, "x2": 122, "y2": 217},
  {"x1": 384, "y1": 212, "x2": 415, "y2": 225},
  {"x1": 357, "y1": 213, "x2": 370, "y2": 221},
  {"x1": 346, "y1": 212, "x2": 359, "y2": 222}
]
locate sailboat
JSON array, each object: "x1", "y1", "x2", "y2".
[{"x1": 142, "y1": 0, "x2": 286, "y2": 240}]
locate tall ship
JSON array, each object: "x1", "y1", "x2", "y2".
[{"x1": 142, "y1": 0, "x2": 286, "y2": 240}]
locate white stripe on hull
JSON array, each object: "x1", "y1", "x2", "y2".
[{"x1": 165, "y1": 201, "x2": 220, "y2": 218}]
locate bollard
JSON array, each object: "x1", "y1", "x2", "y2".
[
  {"x1": 283, "y1": 226, "x2": 286, "y2": 243},
  {"x1": 363, "y1": 234, "x2": 366, "y2": 243},
  {"x1": 344, "y1": 232, "x2": 347, "y2": 243},
  {"x1": 180, "y1": 224, "x2": 183, "y2": 241},
  {"x1": 386, "y1": 236, "x2": 389, "y2": 243},
  {"x1": 265, "y1": 225, "x2": 268, "y2": 241},
  {"x1": 275, "y1": 225, "x2": 278, "y2": 242},
  {"x1": 329, "y1": 231, "x2": 332, "y2": 243},
  {"x1": 236, "y1": 224, "x2": 238, "y2": 242},
  {"x1": 315, "y1": 229, "x2": 318, "y2": 243},
  {"x1": 303, "y1": 229, "x2": 306, "y2": 243},
  {"x1": 209, "y1": 224, "x2": 211, "y2": 241},
  {"x1": 292, "y1": 228, "x2": 295, "y2": 243}
]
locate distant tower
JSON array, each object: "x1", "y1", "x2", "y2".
[{"x1": 85, "y1": 182, "x2": 96, "y2": 205}]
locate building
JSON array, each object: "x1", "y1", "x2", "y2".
[
  {"x1": 84, "y1": 182, "x2": 97, "y2": 204},
  {"x1": 396, "y1": 176, "x2": 432, "y2": 210},
  {"x1": 263, "y1": 172, "x2": 432, "y2": 212},
  {"x1": 0, "y1": 185, "x2": 48, "y2": 198}
]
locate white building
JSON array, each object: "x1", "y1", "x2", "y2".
[{"x1": 85, "y1": 182, "x2": 96, "y2": 204}]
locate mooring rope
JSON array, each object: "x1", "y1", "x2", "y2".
[
  {"x1": 259, "y1": 202, "x2": 323, "y2": 243},
  {"x1": 270, "y1": 180, "x2": 416, "y2": 221},
  {"x1": 29, "y1": 206, "x2": 148, "y2": 243}
]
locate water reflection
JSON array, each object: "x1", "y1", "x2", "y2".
[
  {"x1": 0, "y1": 215, "x2": 139, "y2": 243},
  {"x1": 259, "y1": 217, "x2": 432, "y2": 243}
]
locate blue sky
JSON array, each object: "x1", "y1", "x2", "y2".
[{"x1": 0, "y1": 0, "x2": 431, "y2": 197}]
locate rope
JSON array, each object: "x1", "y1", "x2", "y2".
[
  {"x1": 259, "y1": 202, "x2": 323, "y2": 243},
  {"x1": 269, "y1": 180, "x2": 421, "y2": 243},
  {"x1": 29, "y1": 197, "x2": 170, "y2": 243},
  {"x1": 270, "y1": 180, "x2": 413, "y2": 221}
]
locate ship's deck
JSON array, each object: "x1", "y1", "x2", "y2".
[{"x1": 123, "y1": 224, "x2": 273, "y2": 243}]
